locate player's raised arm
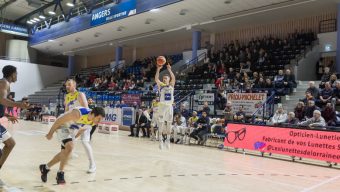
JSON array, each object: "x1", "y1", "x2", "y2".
[
  {"x1": 166, "y1": 64, "x2": 176, "y2": 87},
  {"x1": 46, "y1": 109, "x2": 81, "y2": 140},
  {"x1": 155, "y1": 65, "x2": 163, "y2": 86}
]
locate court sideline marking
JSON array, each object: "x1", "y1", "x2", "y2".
[{"x1": 299, "y1": 174, "x2": 340, "y2": 192}]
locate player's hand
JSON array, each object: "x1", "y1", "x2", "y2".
[
  {"x1": 166, "y1": 64, "x2": 171, "y2": 70},
  {"x1": 46, "y1": 133, "x2": 53, "y2": 140},
  {"x1": 7, "y1": 116, "x2": 18, "y2": 124},
  {"x1": 156, "y1": 65, "x2": 163, "y2": 70}
]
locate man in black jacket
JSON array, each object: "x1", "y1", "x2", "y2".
[
  {"x1": 129, "y1": 109, "x2": 149, "y2": 137},
  {"x1": 283, "y1": 69, "x2": 297, "y2": 94},
  {"x1": 189, "y1": 111, "x2": 210, "y2": 145}
]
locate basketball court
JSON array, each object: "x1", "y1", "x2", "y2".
[{"x1": 0, "y1": 121, "x2": 339, "y2": 192}]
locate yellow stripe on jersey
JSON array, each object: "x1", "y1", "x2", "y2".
[{"x1": 75, "y1": 108, "x2": 94, "y2": 126}]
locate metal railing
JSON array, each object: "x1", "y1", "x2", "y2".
[
  {"x1": 179, "y1": 52, "x2": 207, "y2": 73},
  {"x1": 251, "y1": 92, "x2": 276, "y2": 122}
]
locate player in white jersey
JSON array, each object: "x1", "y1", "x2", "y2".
[
  {"x1": 62, "y1": 79, "x2": 97, "y2": 173},
  {"x1": 155, "y1": 64, "x2": 175, "y2": 149}
]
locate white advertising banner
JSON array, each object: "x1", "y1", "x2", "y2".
[
  {"x1": 103, "y1": 107, "x2": 122, "y2": 124},
  {"x1": 227, "y1": 93, "x2": 267, "y2": 116}
]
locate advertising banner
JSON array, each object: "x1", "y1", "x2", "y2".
[
  {"x1": 90, "y1": 0, "x2": 136, "y2": 26},
  {"x1": 104, "y1": 107, "x2": 122, "y2": 124},
  {"x1": 224, "y1": 124, "x2": 340, "y2": 163},
  {"x1": 122, "y1": 107, "x2": 135, "y2": 126},
  {"x1": 193, "y1": 93, "x2": 214, "y2": 114},
  {"x1": 0, "y1": 23, "x2": 28, "y2": 37},
  {"x1": 227, "y1": 93, "x2": 266, "y2": 116}
]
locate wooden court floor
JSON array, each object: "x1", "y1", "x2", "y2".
[{"x1": 0, "y1": 121, "x2": 339, "y2": 192}]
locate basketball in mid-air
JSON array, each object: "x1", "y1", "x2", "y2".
[{"x1": 156, "y1": 56, "x2": 166, "y2": 66}]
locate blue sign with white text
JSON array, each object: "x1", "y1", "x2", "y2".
[
  {"x1": 0, "y1": 23, "x2": 28, "y2": 37},
  {"x1": 90, "y1": 0, "x2": 137, "y2": 26}
]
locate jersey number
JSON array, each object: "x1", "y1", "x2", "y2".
[{"x1": 165, "y1": 93, "x2": 172, "y2": 101}]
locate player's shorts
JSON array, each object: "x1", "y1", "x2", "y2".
[
  {"x1": 0, "y1": 124, "x2": 11, "y2": 143},
  {"x1": 61, "y1": 138, "x2": 73, "y2": 150},
  {"x1": 158, "y1": 104, "x2": 173, "y2": 123}
]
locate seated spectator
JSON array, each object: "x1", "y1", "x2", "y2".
[
  {"x1": 333, "y1": 80, "x2": 340, "y2": 106},
  {"x1": 298, "y1": 110, "x2": 326, "y2": 128},
  {"x1": 306, "y1": 81, "x2": 319, "y2": 99},
  {"x1": 240, "y1": 61, "x2": 251, "y2": 74},
  {"x1": 129, "y1": 109, "x2": 149, "y2": 137},
  {"x1": 329, "y1": 74, "x2": 337, "y2": 87},
  {"x1": 188, "y1": 111, "x2": 199, "y2": 129},
  {"x1": 285, "y1": 112, "x2": 299, "y2": 125},
  {"x1": 223, "y1": 101, "x2": 234, "y2": 124},
  {"x1": 172, "y1": 113, "x2": 187, "y2": 144},
  {"x1": 189, "y1": 111, "x2": 210, "y2": 145},
  {"x1": 283, "y1": 69, "x2": 297, "y2": 93},
  {"x1": 273, "y1": 70, "x2": 285, "y2": 89},
  {"x1": 216, "y1": 89, "x2": 227, "y2": 110},
  {"x1": 304, "y1": 100, "x2": 319, "y2": 119},
  {"x1": 301, "y1": 91, "x2": 315, "y2": 105},
  {"x1": 318, "y1": 82, "x2": 333, "y2": 107},
  {"x1": 294, "y1": 101, "x2": 305, "y2": 121},
  {"x1": 253, "y1": 77, "x2": 266, "y2": 89},
  {"x1": 39, "y1": 105, "x2": 50, "y2": 121},
  {"x1": 233, "y1": 105, "x2": 246, "y2": 123},
  {"x1": 319, "y1": 67, "x2": 331, "y2": 88},
  {"x1": 215, "y1": 76, "x2": 224, "y2": 90},
  {"x1": 200, "y1": 101, "x2": 211, "y2": 115},
  {"x1": 270, "y1": 104, "x2": 287, "y2": 125},
  {"x1": 321, "y1": 102, "x2": 336, "y2": 126},
  {"x1": 265, "y1": 78, "x2": 273, "y2": 89},
  {"x1": 178, "y1": 103, "x2": 189, "y2": 119}
]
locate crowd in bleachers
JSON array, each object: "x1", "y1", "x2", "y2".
[{"x1": 76, "y1": 54, "x2": 182, "y2": 92}]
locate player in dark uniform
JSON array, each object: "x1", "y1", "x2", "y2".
[{"x1": 0, "y1": 65, "x2": 29, "y2": 170}]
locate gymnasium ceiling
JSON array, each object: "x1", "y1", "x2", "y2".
[{"x1": 3, "y1": 0, "x2": 340, "y2": 55}]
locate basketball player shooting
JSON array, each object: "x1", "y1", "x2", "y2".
[{"x1": 155, "y1": 59, "x2": 175, "y2": 150}]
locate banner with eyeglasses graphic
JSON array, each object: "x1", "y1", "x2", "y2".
[{"x1": 224, "y1": 124, "x2": 340, "y2": 163}]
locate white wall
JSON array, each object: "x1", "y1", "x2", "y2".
[
  {"x1": 6, "y1": 40, "x2": 29, "y2": 61},
  {"x1": 0, "y1": 60, "x2": 67, "y2": 100},
  {"x1": 317, "y1": 32, "x2": 337, "y2": 53}
]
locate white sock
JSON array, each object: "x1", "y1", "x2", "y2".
[
  {"x1": 82, "y1": 140, "x2": 95, "y2": 166},
  {"x1": 45, "y1": 164, "x2": 50, "y2": 170}
]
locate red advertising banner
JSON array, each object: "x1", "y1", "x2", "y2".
[
  {"x1": 224, "y1": 124, "x2": 340, "y2": 163},
  {"x1": 121, "y1": 94, "x2": 141, "y2": 105}
]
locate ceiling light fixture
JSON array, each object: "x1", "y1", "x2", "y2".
[
  {"x1": 30, "y1": 19, "x2": 37, "y2": 23},
  {"x1": 39, "y1": 15, "x2": 46, "y2": 19},
  {"x1": 48, "y1": 11, "x2": 56, "y2": 15},
  {"x1": 66, "y1": 2, "x2": 74, "y2": 7},
  {"x1": 34, "y1": 17, "x2": 40, "y2": 21},
  {"x1": 27, "y1": 21, "x2": 33, "y2": 24}
]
